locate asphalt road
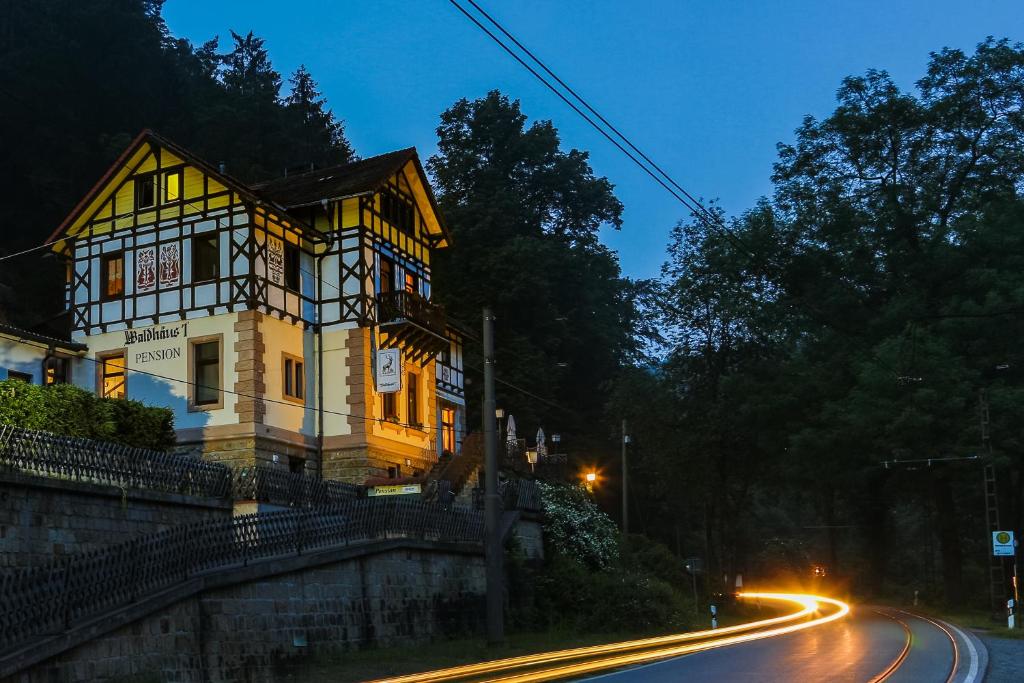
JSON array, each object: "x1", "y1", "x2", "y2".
[{"x1": 584, "y1": 606, "x2": 984, "y2": 683}]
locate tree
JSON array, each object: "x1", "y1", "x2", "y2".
[
  {"x1": 284, "y1": 65, "x2": 356, "y2": 168},
  {"x1": 428, "y1": 91, "x2": 636, "y2": 441}
]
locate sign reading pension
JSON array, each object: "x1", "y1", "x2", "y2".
[
  {"x1": 367, "y1": 484, "x2": 421, "y2": 497},
  {"x1": 375, "y1": 347, "x2": 402, "y2": 393},
  {"x1": 993, "y1": 530, "x2": 1016, "y2": 556}
]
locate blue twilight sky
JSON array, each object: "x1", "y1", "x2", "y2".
[{"x1": 163, "y1": 0, "x2": 1024, "y2": 280}]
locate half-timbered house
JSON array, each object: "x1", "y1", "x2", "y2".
[{"x1": 35, "y1": 130, "x2": 466, "y2": 482}]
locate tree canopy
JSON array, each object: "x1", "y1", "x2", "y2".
[{"x1": 611, "y1": 38, "x2": 1024, "y2": 606}]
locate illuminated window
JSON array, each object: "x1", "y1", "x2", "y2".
[
  {"x1": 163, "y1": 170, "x2": 182, "y2": 202},
  {"x1": 407, "y1": 372, "x2": 419, "y2": 426},
  {"x1": 191, "y1": 340, "x2": 220, "y2": 407},
  {"x1": 101, "y1": 252, "x2": 124, "y2": 300},
  {"x1": 441, "y1": 405, "x2": 456, "y2": 454},
  {"x1": 192, "y1": 234, "x2": 219, "y2": 282},
  {"x1": 383, "y1": 391, "x2": 399, "y2": 422},
  {"x1": 284, "y1": 242, "x2": 301, "y2": 292},
  {"x1": 404, "y1": 270, "x2": 417, "y2": 295},
  {"x1": 100, "y1": 353, "x2": 126, "y2": 399},
  {"x1": 283, "y1": 354, "x2": 304, "y2": 402},
  {"x1": 136, "y1": 174, "x2": 156, "y2": 209},
  {"x1": 380, "y1": 257, "x2": 393, "y2": 294},
  {"x1": 43, "y1": 356, "x2": 69, "y2": 385}
]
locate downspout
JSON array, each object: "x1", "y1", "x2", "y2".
[{"x1": 315, "y1": 232, "x2": 335, "y2": 481}]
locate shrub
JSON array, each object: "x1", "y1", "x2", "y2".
[
  {"x1": 537, "y1": 482, "x2": 619, "y2": 569},
  {"x1": 0, "y1": 380, "x2": 175, "y2": 450}
]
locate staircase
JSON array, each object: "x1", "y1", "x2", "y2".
[{"x1": 422, "y1": 432, "x2": 484, "y2": 503}]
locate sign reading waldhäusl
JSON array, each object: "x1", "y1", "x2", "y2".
[
  {"x1": 367, "y1": 484, "x2": 421, "y2": 497},
  {"x1": 993, "y1": 530, "x2": 1016, "y2": 557},
  {"x1": 375, "y1": 348, "x2": 401, "y2": 393}
]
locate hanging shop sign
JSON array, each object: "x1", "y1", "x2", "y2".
[{"x1": 376, "y1": 347, "x2": 402, "y2": 393}]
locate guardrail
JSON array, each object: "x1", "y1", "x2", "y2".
[
  {"x1": 0, "y1": 425, "x2": 232, "y2": 499},
  {"x1": 0, "y1": 497, "x2": 484, "y2": 652}
]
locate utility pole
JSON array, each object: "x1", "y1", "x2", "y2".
[
  {"x1": 482, "y1": 308, "x2": 504, "y2": 645},
  {"x1": 980, "y1": 389, "x2": 1008, "y2": 619},
  {"x1": 622, "y1": 419, "x2": 629, "y2": 535}
]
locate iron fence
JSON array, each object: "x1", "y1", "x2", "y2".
[
  {"x1": 0, "y1": 497, "x2": 483, "y2": 653},
  {"x1": 0, "y1": 425, "x2": 232, "y2": 499},
  {"x1": 232, "y1": 464, "x2": 362, "y2": 507}
]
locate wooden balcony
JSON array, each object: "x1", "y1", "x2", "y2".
[{"x1": 377, "y1": 290, "x2": 449, "y2": 365}]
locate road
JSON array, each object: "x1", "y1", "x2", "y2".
[
  {"x1": 585, "y1": 606, "x2": 983, "y2": 683},
  {"x1": 373, "y1": 594, "x2": 985, "y2": 683}
]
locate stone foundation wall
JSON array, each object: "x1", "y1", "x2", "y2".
[
  {"x1": 6, "y1": 545, "x2": 485, "y2": 683},
  {"x1": 0, "y1": 471, "x2": 231, "y2": 570}
]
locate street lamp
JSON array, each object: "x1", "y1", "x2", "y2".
[
  {"x1": 526, "y1": 448, "x2": 538, "y2": 473},
  {"x1": 584, "y1": 470, "x2": 597, "y2": 492}
]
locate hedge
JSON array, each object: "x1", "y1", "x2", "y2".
[{"x1": 0, "y1": 380, "x2": 175, "y2": 450}]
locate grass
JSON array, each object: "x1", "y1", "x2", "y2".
[{"x1": 274, "y1": 603, "x2": 783, "y2": 682}]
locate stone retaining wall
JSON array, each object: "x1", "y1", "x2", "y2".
[
  {"x1": 0, "y1": 470, "x2": 231, "y2": 570},
  {"x1": 5, "y1": 544, "x2": 485, "y2": 682}
]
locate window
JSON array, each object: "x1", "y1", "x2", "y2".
[
  {"x1": 383, "y1": 391, "x2": 399, "y2": 422},
  {"x1": 283, "y1": 353, "x2": 305, "y2": 403},
  {"x1": 288, "y1": 456, "x2": 305, "y2": 474},
  {"x1": 404, "y1": 270, "x2": 417, "y2": 295},
  {"x1": 6, "y1": 370, "x2": 31, "y2": 383},
  {"x1": 99, "y1": 353, "x2": 126, "y2": 399},
  {"x1": 43, "y1": 356, "x2": 69, "y2": 385},
  {"x1": 379, "y1": 257, "x2": 393, "y2": 294},
  {"x1": 136, "y1": 174, "x2": 156, "y2": 209},
  {"x1": 441, "y1": 405, "x2": 456, "y2": 454},
  {"x1": 101, "y1": 252, "x2": 124, "y2": 300},
  {"x1": 192, "y1": 234, "x2": 219, "y2": 282},
  {"x1": 387, "y1": 464, "x2": 401, "y2": 479},
  {"x1": 380, "y1": 190, "x2": 414, "y2": 234},
  {"x1": 189, "y1": 338, "x2": 222, "y2": 410},
  {"x1": 284, "y1": 242, "x2": 301, "y2": 292},
  {"x1": 163, "y1": 170, "x2": 182, "y2": 203},
  {"x1": 407, "y1": 372, "x2": 419, "y2": 426}
]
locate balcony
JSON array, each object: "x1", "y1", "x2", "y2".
[{"x1": 377, "y1": 290, "x2": 449, "y2": 364}]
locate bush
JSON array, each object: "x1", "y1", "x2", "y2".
[
  {"x1": 537, "y1": 482, "x2": 619, "y2": 569},
  {"x1": 0, "y1": 380, "x2": 175, "y2": 450}
]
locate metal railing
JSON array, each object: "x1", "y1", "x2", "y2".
[
  {"x1": 232, "y1": 464, "x2": 362, "y2": 507},
  {"x1": 0, "y1": 425, "x2": 232, "y2": 499},
  {"x1": 377, "y1": 290, "x2": 446, "y2": 336},
  {"x1": 0, "y1": 498, "x2": 484, "y2": 652}
]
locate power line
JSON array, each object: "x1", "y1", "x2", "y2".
[
  {"x1": 446, "y1": 0, "x2": 759, "y2": 262},
  {"x1": 5, "y1": 335, "x2": 447, "y2": 435}
]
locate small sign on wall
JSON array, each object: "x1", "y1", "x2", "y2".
[{"x1": 376, "y1": 348, "x2": 401, "y2": 393}]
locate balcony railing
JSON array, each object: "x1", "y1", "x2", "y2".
[{"x1": 377, "y1": 290, "x2": 446, "y2": 337}]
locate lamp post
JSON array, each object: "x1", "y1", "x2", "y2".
[{"x1": 526, "y1": 448, "x2": 538, "y2": 473}]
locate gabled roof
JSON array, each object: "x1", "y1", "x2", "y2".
[
  {"x1": 253, "y1": 148, "x2": 452, "y2": 247},
  {"x1": 46, "y1": 130, "x2": 313, "y2": 248},
  {"x1": 252, "y1": 148, "x2": 416, "y2": 207}
]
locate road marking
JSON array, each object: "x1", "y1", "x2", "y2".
[{"x1": 940, "y1": 620, "x2": 979, "y2": 683}]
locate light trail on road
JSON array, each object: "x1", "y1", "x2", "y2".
[{"x1": 372, "y1": 592, "x2": 850, "y2": 683}]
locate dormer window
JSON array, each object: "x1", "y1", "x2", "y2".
[{"x1": 136, "y1": 174, "x2": 156, "y2": 209}]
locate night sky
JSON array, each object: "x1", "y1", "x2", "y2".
[{"x1": 164, "y1": 0, "x2": 1024, "y2": 279}]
